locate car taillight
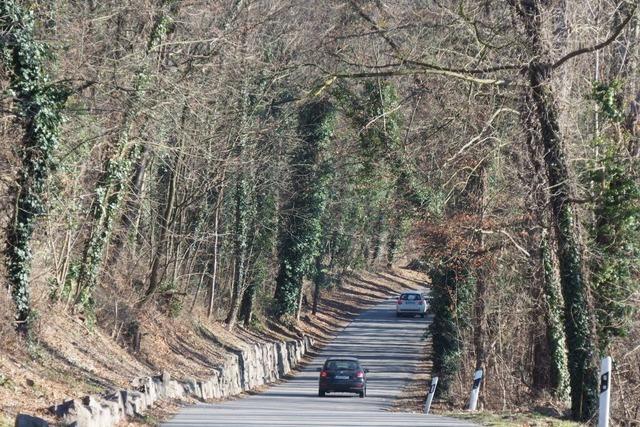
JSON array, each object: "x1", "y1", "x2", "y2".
[
  {"x1": 396, "y1": 298, "x2": 401, "y2": 304},
  {"x1": 356, "y1": 371, "x2": 364, "y2": 378},
  {"x1": 419, "y1": 299, "x2": 425, "y2": 305},
  {"x1": 320, "y1": 370, "x2": 328, "y2": 378}
]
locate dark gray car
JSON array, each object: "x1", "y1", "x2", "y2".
[{"x1": 317, "y1": 357, "x2": 369, "y2": 398}]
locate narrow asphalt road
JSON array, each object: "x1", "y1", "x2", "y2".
[{"x1": 163, "y1": 290, "x2": 476, "y2": 426}]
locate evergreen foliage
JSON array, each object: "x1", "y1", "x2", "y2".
[
  {"x1": 590, "y1": 160, "x2": 639, "y2": 350},
  {"x1": 528, "y1": 66, "x2": 599, "y2": 421},
  {"x1": 540, "y1": 233, "x2": 570, "y2": 398},
  {"x1": 240, "y1": 175, "x2": 278, "y2": 326},
  {"x1": 339, "y1": 80, "x2": 417, "y2": 267},
  {"x1": 74, "y1": 4, "x2": 175, "y2": 310},
  {"x1": 428, "y1": 260, "x2": 474, "y2": 398},
  {"x1": 274, "y1": 99, "x2": 336, "y2": 318},
  {"x1": 587, "y1": 81, "x2": 640, "y2": 353},
  {"x1": 1, "y1": 0, "x2": 69, "y2": 332}
]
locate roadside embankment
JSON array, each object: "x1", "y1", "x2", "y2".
[{"x1": 5, "y1": 267, "x2": 427, "y2": 427}]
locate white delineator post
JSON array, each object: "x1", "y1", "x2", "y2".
[
  {"x1": 424, "y1": 376, "x2": 438, "y2": 414},
  {"x1": 467, "y1": 369, "x2": 483, "y2": 411},
  {"x1": 599, "y1": 356, "x2": 612, "y2": 427}
]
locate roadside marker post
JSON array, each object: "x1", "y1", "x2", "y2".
[
  {"x1": 467, "y1": 369, "x2": 483, "y2": 411},
  {"x1": 424, "y1": 376, "x2": 438, "y2": 414},
  {"x1": 599, "y1": 356, "x2": 612, "y2": 427}
]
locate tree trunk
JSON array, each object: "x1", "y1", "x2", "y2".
[
  {"x1": 208, "y1": 188, "x2": 224, "y2": 319},
  {"x1": 540, "y1": 231, "x2": 570, "y2": 398},
  {"x1": 512, "y1": 0, "x2": 599, "y2": 417},
  {"x1": 1, "y1": 1, "x2": 69, "y2": 332},
  {"x1": 143, "y1": 135, "x2": 180, "y2": 304},
  {"x1": 386, "y1": 219, "x2": 400, "y2": 267},
  {"x1": 75, "y1": 5, "x2": 174, "y2": 306},
  {"x1": 312, "y1": 256, "x2": 323, "y2": 315},
  {"x1": 528, "y1": 64, "x2": 599, "y2": 421},
  {"x1": 370, "y1": 212, "x2": 385, "y2": 267},
  {"x1": 472, "y1": 165, "x2": 487, "y2": 374},
  {"x1": 295, "y1": 282, "x2": 304, "y2": 321},
  {"x1": 273, "y1": 100, "x2": 336, "y2": 319},
  {"x1": 239, "y1": 284, "x2": 256, "y2": 326},
  {"x1": 112, "y1": 143, "x2": 151, "y2": 258},
  {"x1": 521, "y1": 90, "x2": 569, "y2": 398},
  {"x1": 190, "y1": 270, "x2": 207, "y2": 313},
  {"x1": 225, "y1": 175, "x2": 249, "y2": 330}
]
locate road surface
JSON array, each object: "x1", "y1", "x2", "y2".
[{"x1": 163, "y1": 291, "x2": 476, "y2": 426}]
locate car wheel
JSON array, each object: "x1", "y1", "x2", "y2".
[
  {"x1": 319, "y1": 389, "x2": 326, "y2": 397},
  {"x1": 359, "y1": 390, "x2": 365, "y2": 398},
  {"x1": 396, "y1": 312, "x2": 400, "y2": 317},
  {"x1": 421, "y1": 313, "x2": 425, "y2": 318}
]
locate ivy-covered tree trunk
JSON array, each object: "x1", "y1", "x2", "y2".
[
  {"x1": 521, "y1": 92, "x2": 569, "y2": 398},
  {"x1": 240, "y1": 174, "x2": 278, "y2": 326},
  {"x1": 225, "y1": 161, "x2": 250, "y2": 330},
  {"x1": 235, "y1": 181, "x2": 257, "y2": 327},
  {"x1": 239, "y1": 283, "x2": 255, "y2": 325},
  {"x1": 513, "y1": 0, "x2": 599, "y2": 418},
  {"x1": 429, "y1": 261, "x2": 474, "y2": 398},
  {"x1": 588, "y1": 83, "x2": 640, "y2": 354},
  {"x1": 386, "y1": 215, "x2": 408, "y2": 267},
  {"x1": 592, "y1": 171, "x2": 639, "y2": 351},
  {"x1": 112, "y1": 143, "x2": 151, "y2": 258},
  {"x1": 369, "y1": 212, "x2": 385, "y2": 266},
  {"x1": 311, "y1": 255, "x2": 324, "y2": 315},
  {"x1": 528, "y1": 63, "x2": 599, "y2": 420},
  {"x1": 208, "y1": 186, "x2": 225, "y2": 319},
  {"x1": 224, "y1": 64, "x2": 253, "y2": 330},
  {"x1": 471, "y1": 165, "x2": 488, "y2": 373},
  {"x1": 1, "y1": 1, "x2": 69, "y2": 332},
  {"x1": 273, "y1": 100, "x2": 335, "y2": 319},
  {"x1": 540, "y1": 231, "x2": 570, "y2": 397},
  {"x1": 74, "y1": 4, "x2": 175, "y2": 308}
]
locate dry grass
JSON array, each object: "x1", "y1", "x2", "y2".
[{"x1": 439, "y1": 411, "x2": 583, "y2": 427}]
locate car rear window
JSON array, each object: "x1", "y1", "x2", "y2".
[
  {"x1": 400, "y1": 293, "x2": 422, "y2": 301},
  {"x1": 325, "y1": 360, "x2": 359, "y2": 370}
]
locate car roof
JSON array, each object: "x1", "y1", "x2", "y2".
[
  {"x1": 325, "y1": 356, "x2": 360, "y2": 362},
  {"x1": 400, "y1": 291, "x2": 423, "y2": 295}
]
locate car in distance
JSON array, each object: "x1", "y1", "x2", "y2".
[
  {"x1": 396, "y1": 291, "x2": 427, "y2": 318},
  {"x1": 317, "y1": 357, "x2": 369, "y2": 398}
]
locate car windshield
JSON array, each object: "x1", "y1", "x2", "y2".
[
  {"x1": 400, "y1": 294, "x2": 421, "y2": 301},
  {"x1": 325, "y1": 360, "x2": 359, "y2": 371}
]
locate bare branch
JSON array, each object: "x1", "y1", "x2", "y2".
[
  {"x1": 333, "y1": 69, "x2": 513, "y2": 86},
  {"x1": 347, "y1": 0, "x2": 525, "y2": 77},
  {"x1": 444, "y1": 108, "x2": 520, "y2": 166},
  {"x1": 552, "y1": 6, "x2": 637, "y2": 70},
  {"x1": 498, "y1": 230, "x2": 530, "y2": 257}
]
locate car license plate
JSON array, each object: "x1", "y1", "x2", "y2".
[{"x1": 335, "y1": 375, "x2": 349, "y2": 380}]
